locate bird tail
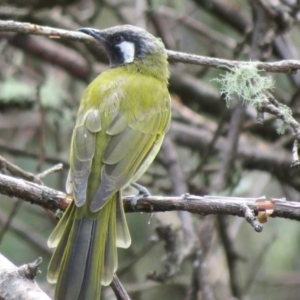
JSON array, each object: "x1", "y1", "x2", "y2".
[{"x1": 47, "y1": 192, "x2": 131, "y2": 300}]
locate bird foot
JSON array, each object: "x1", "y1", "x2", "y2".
[{"x1": 130, "y1": 182, "x2": 151, "y2": 208}]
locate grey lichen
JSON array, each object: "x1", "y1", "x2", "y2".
[{"x1": 214, "y1": 64, "x2": 274, "y2": 109}]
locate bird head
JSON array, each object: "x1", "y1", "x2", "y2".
[{"x1": 79, "y1": 25, "x2": 167, "y2": 67}]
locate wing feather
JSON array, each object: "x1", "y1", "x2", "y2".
[
  {"x1": 69, "y1": 109, "x2": 102, "y2": 207},
  {"x1": 106, "y1": 113, "x2": 127, "y2": 135},
  {"x1": 90, "y1": 105, "x2": 170, "y2": 212},
  {"x1": 74, "y1": 125, "x2": 96, "y2": 161},
  {"x1": 103, "y1": 127, "x2": 143, "y2": 165},
  {"x1": 85, "y1": 110, "x2": 102, "y2": 132}
]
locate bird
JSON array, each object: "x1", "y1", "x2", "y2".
[{"x1": 47, "y1": 24, "x2": 171, "y2": 300}]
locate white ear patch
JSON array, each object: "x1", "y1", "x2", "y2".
[{"x1": 117, "y1": 41, "x2": 135, "y2": 63}]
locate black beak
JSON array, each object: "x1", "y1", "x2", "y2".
[{"x1": 78, "y1": 28, "x2": 106, "y2": 43}]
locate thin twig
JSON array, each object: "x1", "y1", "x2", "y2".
[
  {"x1": 36, "y1": 163, "x2": 64, "y2": 179},
  {"x1": 158, "y1": 135, "x2": 199, "y2": 283},
  {"x1": 213, "y1": 102, "x2": 244, "y2": 191},
  {"x1": 153, "y1": 6, "x2": 236, "y2": 49},
  {"x1": 0, "y1": 140, "x2": 69, "y2": 166},
  {"x1": 0, "y1": 200, "x2": 22, "y2": 245},
  {"x1": 110, "y1": 274, "x2": 132, "y2": 300},
  {"x1": 36, "y1": 85, "x2": 46, "y2": 173},
  {"x1": 186, "y1": 250, "x2": 216, "y2": 300},
  {"x1": 189, "y1": 110, "x2": 227, "y2": 180},
  {"x1": 147, "y1": 225, "x2": 179, "y2": 282},
  {"x1": 256, "y1": 109, "x2": 264, "y2": 124},
  {"x1": 0, "y1": 155, "x2": 42, "y2": 184},
  {"x1": 217, "y1": 216, "x2": 242, "y2": 298},
  {"x1": 291, "y1": 139, "x2": 300, "y2": 169},
  {"x1": 118, "y1": 238, "x2": 159, "y2": 276},
  {"x1": 239, "y1": 203, "x2": 263, "y2": 232},
  {"x1": 262, "y1": 92, "x2": 300, "y2": 142},
  {"x1": 0, "y1": 209, "x2": 51, "y2": 254},
  {"x1": 161, "y1": 135, "x2": 199, "y2": 253},
  {"x1": 242, "y1": 233, "x2": 277, "y2": 295}
]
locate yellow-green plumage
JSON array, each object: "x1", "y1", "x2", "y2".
[{"x1": 47, "y1": 25, "x2": 170, "y2": 300}]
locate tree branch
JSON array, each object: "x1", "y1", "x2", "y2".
[
  {"x1": 110, "y1": 275, "x2": 132, "y2": 300},
  {"x1": 0, "y1": 20, "x2": 300, "y2": 73},
  {"x1": 0, "y1": 254, "x2": 51, "y2": 300},
  {"x1": 0, "y1": 173, "x2": 298, "y2": 222}
]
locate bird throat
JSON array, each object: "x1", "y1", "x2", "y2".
[{"x1": 123, "y1": 52, "x2": 169, "y2": 83}]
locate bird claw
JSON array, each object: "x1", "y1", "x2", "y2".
[{"x1": 130, "y1": 182, "x2": 151, "y2": 208}]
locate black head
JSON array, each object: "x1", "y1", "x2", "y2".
[{"x1": 79, "y1": 25, "x2": 165, "y2": 66}]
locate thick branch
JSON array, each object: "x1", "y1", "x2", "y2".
[
  {"x1": 0, "y1": 173, "x2": 67, "y2": 211},
  {"x1": 0, "y1": 254, "x2": 51, "y2": 300},
  {"x1": 0, "y1": 173, "x2": 299, "y2": 221}
]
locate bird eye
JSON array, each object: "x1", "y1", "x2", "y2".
[{"x1": 113, "y1": 35, "x2": 124, "y2": 44}]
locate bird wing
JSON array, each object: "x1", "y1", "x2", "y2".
[
  {"x1": 90, "y1": 97, "x2": 171, "y2": 212},
  {"x1": 66, "y1": 109, "x2": 102, "y2": 207}
]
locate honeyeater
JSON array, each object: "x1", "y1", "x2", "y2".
[{"x1": 47, "y1": 25, "x2": 171, "y2": 300}]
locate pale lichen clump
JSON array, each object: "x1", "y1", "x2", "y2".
[
  {"x1": 214, "y1": 64, "x2": 295, "y2": 135},
  {"x1": 214, "y1": 64, "x2": 274, "y2": 109}
]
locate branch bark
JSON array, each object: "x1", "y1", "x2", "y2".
[{"x1": 0, "y1": 254, "x2": 51, "y2": 300}]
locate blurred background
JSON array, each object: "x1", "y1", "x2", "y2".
[{"x1": 1, "y1": 0, "x2": 300, "y2": 299}]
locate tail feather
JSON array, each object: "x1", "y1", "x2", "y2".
[
  {"x1": 102, "y1": 199, "x2": 118, "y2": 285},
  {"x1": 116, "y1": 192, "x2": 131, "y2": 248},
  {"x1": 48, "y1": 194, "x2": 128, "y2": 300},
  {"x1": 48, "y1": 202, "x2": 75, "y2": 249},
  {"x1": 77, "y1": 199, "x2": 114, "y2": 299},
  {"x1": 77, "y1": 220, "x2": 101, "y2": 300},
  {"x1": 55, "y1": 217, "x2": 94, "y2": 300},
  {"x1": 48, "y1": 203, "x2": 76, "y2": 283}
]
